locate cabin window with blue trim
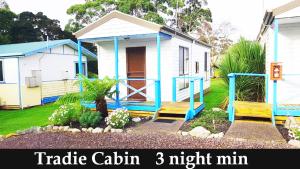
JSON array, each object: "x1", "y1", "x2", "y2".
[
  {"x1": 179, "y1": 46, "x2": 189, "y2": 90},
  {"x1": 75, "y1": 62, "x2": 87, "y2": 77},
  {"x1": 0, "y1": 60, "x2": 3, "y2": 82}
]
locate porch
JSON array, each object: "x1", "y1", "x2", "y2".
[{"x1": 77, "y1": 32, "x2": 205, "y2": 121}]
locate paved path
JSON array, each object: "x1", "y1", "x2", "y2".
[
  {"x1": 128, "y1": 120, "x2": 184, "y2": 135},
  {"x1": 224, "y1": 120, "x2": 286, "y2": 143}
]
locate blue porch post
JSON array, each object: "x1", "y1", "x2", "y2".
[
  {"x1": 272, "y1": 19, "x2": 279, "y2": 126},
  {"x1": 189, "y1": 79, "x2": 195, "y2": 117},
  {"x1": 172, "y1": 77, "x2": 176, "y2": 102},
  {"x1": 156, "y1": 33, "x2": 161, "y2": 108},
  {"x1": 265, "y1": 74, "x2": 269, "y2": 103},
  {"x1": 200, "y1": 78, "x2": 204, "y2": 103},
  {"x1": 228, "y1": 73, "x2": 235, "y2": 122},
  {"x1": 114, "y1": 37, "x2": 120, "y2": 107},
  {"x1": 77, "y1": 40, "x2": 83, "y2": 92}
]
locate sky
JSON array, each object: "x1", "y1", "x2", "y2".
[{"x1": 5, "y1": 0, "x2": 293, "y2": 41}]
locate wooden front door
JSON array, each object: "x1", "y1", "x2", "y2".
[{"x1": 126, "y1": 47, "x2": 146, "y2": 101}]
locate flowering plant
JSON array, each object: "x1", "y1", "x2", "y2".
[
  {"x1": 105, "y1": 108, "x2": 130, "y2": 129},
  {"x1": 48, "y1": 104, "x2": 74, "y2": 126}
]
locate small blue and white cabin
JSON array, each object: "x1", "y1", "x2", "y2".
[
  {"x1": 0, "y1": 39, "x2": 96, "y2": 109},
  {"x1": 75, "y1": 11, "x2": 211, "y2": 121}
]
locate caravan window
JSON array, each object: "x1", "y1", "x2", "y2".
[
  {"x1": 179, "y1": 46, "x2": 189, "y2": 90},
  {"x1": 75, "y1": 62, "x2": 87, "y2": 77},
  {"x1": 0, "y1": 60, "x2": 3, "y2": 82}
]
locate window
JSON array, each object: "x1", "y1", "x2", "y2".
[
  {"x1": 0, "y1": 60, "x2": 3, "y2": 82},
  {"x1": 204, "y1": 52, "x2": 208, "y2": 72},
  {"x1": 179, "y1": 46, "x2": 189, "y2": 90},
  {"x1": 75, "y1": 62, "x2": 87, "y2": 76},
  {"x1": 195, "y1": 61, "x2": 199, "y2": 74}
]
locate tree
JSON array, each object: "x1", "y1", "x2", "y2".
[
  {"x1": 196, "y1": 21, "x2": 234, "y2": 68},
  {"x1": 0, "y1": 0, "x2": 9, "y2": 10},
  {"x1": 0, "y1": 9, "x2": 16, "y2": 44},
  {"x1": 67, "y1": 0, "x2": 212, "y2": 33},
  {"x1": 57, "y1": 75, "x2": 117, "y2": 118},
  {"x1": 9, "y1": 11, "x2": 75, "y2": 43}
]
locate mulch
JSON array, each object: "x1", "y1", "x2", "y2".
[
  {"x1": 180, "y1": 119, "x2": 230, "y2": 133},
  {"x1": 0, "y1": 132, "x2": 291, "y2": 149}
]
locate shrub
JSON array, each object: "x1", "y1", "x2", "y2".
[
  {"x1": 219, "y1": 38, "x2": 265, "y2": 102},
  {"x1": 105, "y1": 108, "x2": 130, "y2": 129},
  {"x1": 191, "y1": 109, "x2": 228, "y2": 133},
  {"x1": 79, "y1": 111, "x2": 102, "y2": 128},
  {"x1": 48, "y1": 104, "x2": 77, "y2": 126}
]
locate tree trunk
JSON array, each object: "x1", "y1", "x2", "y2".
[{"x1": 96, "y1": 98, "x2": 108, "y2": 118}]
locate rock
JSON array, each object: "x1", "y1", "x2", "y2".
[
  {"x1": 63, "y1": 126, "x2": 70, "y2": 131},
  {"x1": 285, "y1": 116, "x2": 299, "y2": 129},
  {"x1": 0, "y1": 135, "x2": 4, "y2": 141},
  {"x1": 58, "y1": 126, "x2": 64, "y2": 131},
  {"x1": 104, "y1": 126, "x2": 112, "y2": 133},
  {"x1": 81, "y1": 128, "x2": 87, "y2": 132},
  {"x1": 132, "y1": 117, "x2": 141, "y2": 123},
  {"x1": 111, "y1": 129, "x2": 123, "y2": 133},
  {"x1": 92, "y1": 128, "x2": 103, "y2": 134},
  {"x1": 16, "y1": 130, "x2": 26, "y2": 135},
  {"x1": 189, "y1": 126, "x2": 211, "y2": 138},
  {"x1": 70, "y1": 128, "x2": 81, "y2": 133},
  {"x1": 145, "y1": 116, "x2": 152, "y2": 120},
  {"x1": 45, "y1": 125, "x2": 53, "y2": 131},
  {"x1": 52, "y1": 126, "x2": 59, "y2": 131},
  {"x1": 288, "y1": 140, "x2": 300, "y2": 148},
  {"x1": 207, "y1": 132, "x2": 224, "y2": 139},
  {"x1": 181, "y1": 132, "x2": 189, "y2": 136},
  {"x1": 212, "y1": 108, "x2": 223, "y2": 112},
  {"x1": 177, "y1": 130, "x2": 182, "y2": 135},
  {"x1": 87, "y1": 127, "x2": 93, "y2": 133},
  {"x1": 32, "y1": 127, "x2": 42, "y2": 134}
]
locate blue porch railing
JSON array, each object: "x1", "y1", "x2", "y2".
[
  {"x1": 108, "y1": 78, "x2": 161, "y2": 112},
  {"x1": 172, "y1": 76, "x2": 204, "y2": 120},
  {"x1": 227, "y1": 73, "x2": 270, "y2": 123}
]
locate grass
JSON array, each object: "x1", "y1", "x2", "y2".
[
  {"x1": 0, "y1": 104, "x2": 58, "y2": 135},
  {"x1": 196, "y1": 78, "x2": 228, "y2": 109}
]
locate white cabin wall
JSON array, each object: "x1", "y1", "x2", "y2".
[{"x1": 1, "y1": 58, "x2": 19, "y2": 84}]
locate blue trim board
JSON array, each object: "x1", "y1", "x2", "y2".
[
  {"x1": 185, "y1": 103, "x2": 205, "y2": 121},
  {"x1": 41, "y1": 96, "x2": 60, "y2": 104}
]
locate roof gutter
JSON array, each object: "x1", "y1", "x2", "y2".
[{"x1": 257, "y1": 11, "x2": 274, "y2": 41}]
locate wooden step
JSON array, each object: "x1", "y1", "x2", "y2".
[
  {"x1": 156, "y1": 116, "x2": 184, "y2": 121},
  {"x1": 158, "y1": 109, "x2": 186, "y2": 114},
  {"x1": 234, "y1": 101, "x2": 272, "y2": 119}
]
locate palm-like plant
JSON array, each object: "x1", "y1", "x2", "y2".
[
  {"x1": 219, "y1": 38, "x2": 265, "y2": 102},
  {"x1": 56, "y1": 75, "x2": 117, "y2": 117}
]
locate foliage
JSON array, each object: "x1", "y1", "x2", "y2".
[
  {"x1": 191, "y1": 109, "x2": 228, "y2": 133},
  {"x1": 0, "y1": 9, "x2": 16, "y2": 44},
  {"x1": 48, "y1": 103, "x2": 81, "y2": 126},
  {"x1": 56, "y1": 75, "x2": 117, "y2": 105},
  {"x1": 0, "y1": 0, "x2": 9, "y2": 10},
  {"x1": 79, "y1": 111, "x2": 102, "y2": 128},
  {"x1": 105, "y1": 108, "x2": 130, "y2": 129},
  {"x1": 66, "y1": 0, "x2": 212, "y2": 33},
  {"x1": 219, "y1": 38, "x2": 265, "y2": 102},
  {"x1": 197, "y1": 22, "x2": 234, "y2": 68},
  {"x1": 0, "y1": 10, "x2": 74, "y2": 44}
]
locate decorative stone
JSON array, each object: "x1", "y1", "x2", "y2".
[
  {"x1": 63, "y1": 126, "x2": 70, "y2": 131},
  {"x1": 0, "y1": 135, "x2": 4, "y2": 141},
  {"x1": 111, "y1": 129, "x2": 123, "y2": 133},
  {"x1": 58, "y1": 126, "x2": 64, "y2": 131},
  {"x1": 81, "y1": 128, "x2": 88, "y2": 132},
  {"x1": 207, "y1": 132, "x2": 224, "y2": 139},
  {"x1": 87, "y1": 127, "x2": 93, "y2": 133},
  {"x1": 45, "y1": 125, "x2": 53, "y2": 131},
  {"x1": 212, "y1": 108, "x2": 223, "y2": 112},
  {"x1": 181, "y1": 132, "x2": 189, "y2": 136},
  {"x1": 288, "y1": 140, "x2": 300, "y2": 148},
  {"x1": 132, "y1": 117, "x2": 141, "y2": 123},
  {"x1": 32, "y1": 127, "x2": 42, "y2": 134},
  {"x1": 104, "y1": 126, "x2": 112, "y2": 133},
  {"x1": 189, "y1": 126, "x2": 211, "y2": 138},
  {"x1": 52, "y1": 126, "x2": 59, "y2": 131},
  {"x1": 70, "y1": 128, "x2": 81, "y2": 133},
  {"x1": 177, "y1": 130, "x2": 182, "y2": 135},
  {"x1": 92, "y1": 127, "x2": 103, "y2": 134}
]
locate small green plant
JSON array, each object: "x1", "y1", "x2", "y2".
[
  {"x1": 191, "y1": 109, "x2": 228, "y2": 133},
  {"x1": 48, "y1": 104, "x2": 79, "y2": 126},
  {"x1": 105, "y1": 108, "x2": 130, "y2": 129},
  {"x1": 79, "y1": 111, "x2": 102, "y2": 128}
]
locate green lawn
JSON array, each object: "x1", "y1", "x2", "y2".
[
  {"x1": 0, "y1": 104, "x2": 58, "y2": 135},
  {"x1": 197, "y1": 78, "x2": 228, "y2": 109}
]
